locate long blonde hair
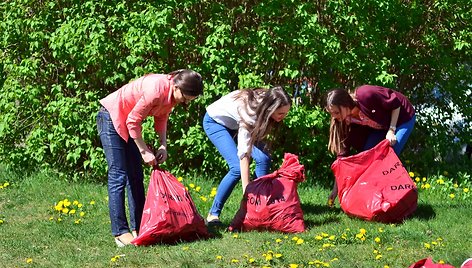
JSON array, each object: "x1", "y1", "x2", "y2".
[{"x1": 235, "y1": 86, "x2": 291, "y2": 155}]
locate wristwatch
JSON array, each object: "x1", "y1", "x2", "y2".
[{"x1": 389, "y1": 125, "x2": 397, "y2": 132}]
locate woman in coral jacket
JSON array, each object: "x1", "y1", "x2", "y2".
[
  {"x1": 203, "y1": 86, "x2": 292, "y2": 225},
  {"x1": 97, "y1": 69, "x2": 203, "y2": 246},
  {"x1": 325, "y1": 85, "x2": 416, "y2": 205}
]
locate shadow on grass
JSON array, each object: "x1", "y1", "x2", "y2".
[
  {"x1": 410, "y1": 203, "x2": 436, "y2": 220},
  {"x1": 301, "y1": 202, "x2": 342, "y2": 228}
]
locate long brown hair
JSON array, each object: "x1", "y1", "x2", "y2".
[
  {"x1": 235, "y1": 86, "x2": 291, "y2": 155},
  {"x1": 326, "y1": 88, "x2": 357, "y2": 155},
  {"x1": 168, "y1": 69, "x2": 204, "y2": 97}
]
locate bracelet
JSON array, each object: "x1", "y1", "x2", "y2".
[{"x1": 389, "y1": 125, "x2": 396, "y2": 131}]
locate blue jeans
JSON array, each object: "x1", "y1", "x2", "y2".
[
  {"x1": 97, "y1": 108, "x2": 145, "y2": 236},
  {"x1": 203, "y1": 113, "x2": 271, "y2": 217},
  {"x1": 363, "y1": 115, "x2": 416, "y2": 155}
]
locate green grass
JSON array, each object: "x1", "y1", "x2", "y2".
[{"x1": 0, "y1": 166, "x2": 471, "y2": 268}]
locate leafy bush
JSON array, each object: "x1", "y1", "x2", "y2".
[{"x1": 0, "y1": 0, "x2": 470, "y2": 183}]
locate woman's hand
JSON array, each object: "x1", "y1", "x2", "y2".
[
  {"x1": 386, "y1": 129, "x2": 397, "y2": 146},
  {"x1": 141, "y1": 150, "x2": 157, "y2": 166},
  {"x1": 155, "y1": 145, "x2": 168, "y2": 164},
  {"x1": 327, "y1": 183, "x2": 338, "y2": 207}
]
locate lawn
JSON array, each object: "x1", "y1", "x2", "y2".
[{"x1": 0, "y1": 165, "x2": 471, "y2": 268}]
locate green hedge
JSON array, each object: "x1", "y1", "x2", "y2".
[{"x1": 0, "y1": 0, "x2": 470, "y2": 182}]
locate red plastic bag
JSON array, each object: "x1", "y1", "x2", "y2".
[
  {"x1": 229, "y1": 153, "x2": 306, "y2": 233},
  {"x1": 331, "y1": 140, "x2": 418, "y2": 223},
  {"x1": 408, "y1": 257, "x2": 455, "y2": 268},
  {"x1": 131, "y1": 168, "x2": 209, "y2": 245}
]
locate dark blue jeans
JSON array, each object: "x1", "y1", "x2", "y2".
[
  {"x1": 97, "y1": 108, "x2": 145, "y2": 236},
  {"x1": 363, "y1": 115, "x2": 416, "y2": 155},
  {"x1": 203, "y1": 112, "x2": 271, "y2": 217}
]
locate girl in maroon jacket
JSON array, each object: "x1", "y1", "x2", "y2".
[{"x1": 325, "y1": 85, "x2": 416, "y2": 204}]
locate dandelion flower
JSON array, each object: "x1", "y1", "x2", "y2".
[
  {"x1": 216, "y1": 255, "x2": 222, "y2": 260},
  {"x1": 80, "y1": 212, "x2": 85, "y2": 217},
  {"x1": 177, "y1": 177, "x2": 183, "y2": 182},
  {"x1": 449, "y1": 193, "x2": 455, "y2": 199},
  {"x1": 182, "y1": 246, "x2": 189, "y2": 250},
  {"x1": 3, "y1": 182, "x2": 10, "y2": 187},
  {"x1": 73, "y1": 200, "x2": 79, "y2": 205},
  {"x1": 231, "y1": 259, "x2": 239, "y2": 263},
  {"x1": 275, "y1": 238, "x2": 282, "y2": 243},
  {"x1": 384, "y1": 266, "x2": 390, "y2": 268},
  {"x1": 189, "y1": 183, "x2": 195, "y2": 188},
  {"x1": 249, "y1": 258, "x2": 255, "y2": 263},
  {"x1": 232, "y1": 234, "x2": 238, "y2": 238},
  {"x1": 265, "y1": 254, "x2": 273, "y2": 261},
  {"x1": 415, "y1": 177, "x2": 420, "y2": 182},
  {"x1": 329, "y1": 235, "x2": 336, "y2": 240},
  {"x1": 360, "y1": 228, "x2": 366, "y2": 234},
  {"x1": 200, "y1": 196, "x2": 207, "y2": 202},
  {"x1": 296, "y1": 238, "x2": 304, "y2": 245},
  {"x1": 375, "y1": 254, "x2": 382, "y2": 260},
  {"x1": 315, "y1": 235, "x2": 323, "y2": 240},
  {"x1": 464, "y1": 188, "x2": 469, "y2": 193},
  {"x1": 275, "y1": 253, "x2": 282, "y2": 258},
  {"x1": 195, "y1": 186, "x2": 201, "y2": 192},
  {"x1": 69, "y1": 209, "x2": 76, "y2": 214},
  {"x1": 409, "y1": 172, "x2": 414, "y2": 177},
  {"x1": 375, "y1": 237, "x2": 381, "y2": 243},
  {"x1": 378, "y1": 228, "x2": 384, "y2": 232},
  {"x1": 437, "y1": 179, "x2": 444, "y2": 184},
  {"x1": 26, "y1": 258, "x2": 33, "y2": 263},
  {"x1": 289, "y1": 264, "x2": 299, "y2": 268},
  {"x1": 89, "y1": 200, "x2": 95, "y2": 205},
  {"x1": 424, "y1": 243, "x2": 431, "y2": 249},
  {"x1": 77, "y1": 203, "x2": 83, "y2": 208}
]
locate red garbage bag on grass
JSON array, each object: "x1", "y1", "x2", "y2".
[
  {"x1": 408, "y1": 257, "x2": 455, "y2": 268},
  {"x1": 229, "y1": 153, "x2": 305, "y2": 233},
  {"x1": 131, "y1": 167, "x2": 210, "y2": 245},
  {"x1": 331, "y1": 139, "x2": 418, "y2": 223}
]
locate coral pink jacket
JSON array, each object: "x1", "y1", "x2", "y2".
[{"x1": 100, "y1": 74, "x2": 176, "y2": 142}]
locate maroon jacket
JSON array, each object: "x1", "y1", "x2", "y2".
[
  {"x1": 342, "y1": 85, "x2": 415, "y2": 155},
  {"x1": 355, "y1": 85, "x2": 415, "y2": 128}
]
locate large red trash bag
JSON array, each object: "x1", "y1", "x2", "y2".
[
  {"x1": 331, "y1": 139, "x2": 418, "y2": 223},
  {"x1": 131, "y1": 167, "x2": 210, "y2": 245},
  {"x1": 408, "y1": 257, "x2": 455, "y2": 268},
  {"x1": 229, "y1": 153, "x2": 306, "y2": 233}
]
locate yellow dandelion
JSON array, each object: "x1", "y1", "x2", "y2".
[
  {"x1": 360, "y1": 228, "x2": 366, "y2": 234},
  {"x1": 26, "y1": 258, "x2": 33, "y2": 263},
  {"x1": 384, "y1": 266, "x2": 390, "y2": 268},
  {"x1": 289, "y1": 264, "x2": 299, "y2": 268},
  {"x1": 0, "y1": 186, "x2": 3, "y2": 189},
  {"x1": 378, "y1": 227, "x2": 384, "y2": 232},
  {"x1": 315, "y1": 235, "x2": 323, "y2": 240},
  {"x1": 4, "y1": 182, "x2": 10, "y2": 187},
  {"x1": 111, "y1": 257, "x2": 117, "y2": 262},
  {"x1": 182, "y1": 246, "x2": 189, "y2": 250},
  {"x1": 195, "y1": 186, "x2": 201, "y2": 192},
  {"x1": 73, "y1": 200, "x2": 79, "y2": 205},
  {"x1": 89, "y1": 200, "x2": 95, "y2": 205},
  {"x1": 275, "y1": 238, "x2": 282, "y2": 243},
  {"x1": 200, "y1": 196, "x2": 207, "y2": 202},
  {"x1": 48, "y1": 217, "x2": 54, "y2": 221},
  {"x1": 437, "y1": 237, "x2": 443, "y2": 241},
  {"x1": 329, "y1": 235, "x2": 336, "y2": 240},
  {"x1": 409, "y1": 171, "x2": 414, "y2": 177},
  {"x1": 62, "y1": 208, "x2": 69, "y2": 214},
  {"x1": 216, "y1": 255, "x2": 222, "y2": 260},
  {"x1": 231, "y1": 259, "x2": 239, "y2": 263},
  {"x1": 375, "y1": 254, "x2": 382, "y2": 260},
  {"x1": 464, "y1": 188, "x2": 469, "y2": 193},
  {"x1": 292, "y1": 236, "x2": 299, "y2": 241},
  {"x1": 437, "y1": 179, "x2": 444, "y2": 184},
  {"x1": 296, "y1": 238, "x2": 304, "y2": 245},
  {"x1": 454, "y1": 183, "x2": 458, "y2": 188},
  {"x1": 275, "y1": 253, "x2": 282, "y2": 258},
  {"x1": 177, "y1": 177, "x2": 183, "y2": 181},
  {"x1": 449, "y1": 193, "x2": 455, "y2": 199},
  {"x1": 321, "y1": 232, "x2": 329, "y2": 237},
  {"x1": 438, "y1": 260, "x2": 445, "y2": 264},
  {"x1": 57, "y1": 218, "x2": 62, "y2": 222},
  {"x1": 322, "y1": 243, "x2": 333, "y2": 248},
  {"x1": 431, "y1": 241, "x2": 438, "y2": 245},
  {"x1": 80, "y1": 212, "x2": 85, "y2": 217},
  {"x1": 375, "y1": 237, "x2": 381, "y2": 243},
  {"x1": 74, "y1": 219, "x2": 81, "y2": 224},
  {"x1": 69, "y1": 209, "x2": 76, "y2": 214},
  {"x1": 424, "y1": 243, "x2": 431, "y2": 249},
  {"x1": 356, "y1": 233, "x2": 364, "y2": 239},
  {"x1": 422, "y1": 177, "x2": 427, "y2": 182},
  {"x1": 373, "y1": 249, "x2": 379, "y2": 254},
  {"x1": 331, "y1": 258, "x2": 339, "y2": 261},
  {"x1": 265, "y1": 254, "x2": 273, "y2": 261},
  {"x1": 77, "y1": 203, "x2": 83, "y2": 208},
  {"x1": 232, "y1": 234, "x2": 238, "y2": 238},
  {"x1": 415, "y1": 177, "x2": 420, "y2": 182},
  {"x1": 189, "y1": 183, "x2": 195, "y2": 188},
  {"x1": 386, "y1": 247, "x2": 393, "y2": 251},
  {"x1": 249, "y1": 258, "x2": 255, "y2": 263},
  {"x1": 63, "y1": 199, "x2": 71, "y2": 207}
]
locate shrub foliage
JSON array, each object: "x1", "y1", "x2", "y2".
[{"x1": 0, "y1": 0, "x2": 470, "y2": 182}]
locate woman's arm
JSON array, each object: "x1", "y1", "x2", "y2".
[
  {"x1": 386, "y1": 107, "x2": 400, "y2": 145},
  {"x1": 240, "y1": 155, "x2": 251, "y2": 193}
]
